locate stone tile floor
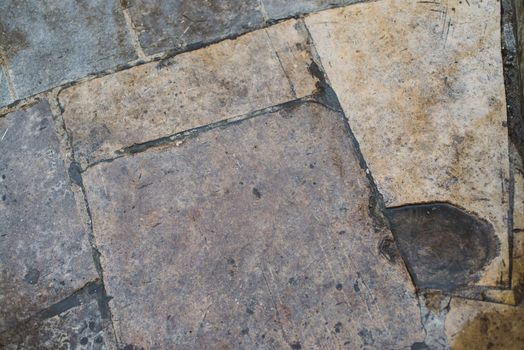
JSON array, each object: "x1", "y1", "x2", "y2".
[{"x1": 0, "y1": 0, "x2": 523, "y2": 349}]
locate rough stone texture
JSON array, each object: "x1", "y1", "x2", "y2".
[
  {"x1": 0, "y1": 101, "x2": 98, "y2": 332},
  {"x1": 126, "y1": 0, "x2": 264, "y2": 56},
  {"x1": 514, "y1": 232, "x2": 524, "y2": 303},
  {"x1": 0, "y1": 69, "x2": 11, "y2": 107},
  {"x1": 306, "y1": 0, "x2": 510, "y2": 287},
  {"x1": 0, "y1": 0, "x2": 136, "y2": 103},
  {"x1": 261, "y1": 0, "x2": 360, "y2": 20},
  {"x1": 83, "y1": 102, "x2": 424, "y2": 349},
  {"x1": 515, "y1": 170, "x2": 524, "y2": 230},
  {"x1": 445, "y1": 298, "x2": 524, "y2": 349},
  {"x1": 0, "y1": 283, "x2": 116, "y2": 350},
  {"x1": 59, "y1": 20, "x2": 317, "y2": 167}
]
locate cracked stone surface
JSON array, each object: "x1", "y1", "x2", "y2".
[
  {"x1": 0, "y1": 70, "x2": 11, "y2": 107},
  {"x1": 126, "y1": 0, "x2": 265, "y2": 56},
  {"x1": 306, "y1": 0, "x2": 510, "y2": 287},
  {"x1": 83, "y1": 102, "x2": 424, "y2": 349},
  {"x1": 261, "y1": 0, "x2": 360, "y2": 20},
  {"x1": 445, "y1": 298, "x2": 524, "y2": 349},
  {"x1": 0, "y1": 283, "x2": 116, "y2": 350},
  {"x1": 59, "y1": 19, "x2": 317, "y2": 167},
  {"x1": 0, "y1": 101, "x2": 98, "y2": 332},
  {"x1": 0, "y1": 0, "x2": 136, "y2": 102}
]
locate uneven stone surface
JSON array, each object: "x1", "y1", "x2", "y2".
[
  {"x1": 126, "y1": 0, "x2": 264, "y2": 56},
  {"x1": 445, "y1": 298, "x2": 524, "y2": 349},
  {"x1": 0, "y1": 70, "x2": 11, "y2": 107},
  {"x1": 306, "y1": 0, "x2": 510, "y2": 287},
  {"x1": 59, "y1": 20, "x2": 317, "y2": 167},
  {"x1": 0, "y1": 0, "x2": 136, "y2": 103},
  {"x1": 0, "y1": 101, "x2": 98, "y2": 332},
  {"x1": 0, "y1": 283, "x2": 116, "y2": 350},
  {"x1": 515, "y1": 170, "x2": 524, "y2": 231},
  {"x1": 83, "y1": 102, "x2": 424, "y2": 349},
  {"x1": 513, "y1": 232, "x2": 524, "y2": 303},
  {"x1": 261, "y1": 0, "x2": 359, "y2": 20}
]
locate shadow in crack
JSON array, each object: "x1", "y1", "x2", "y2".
[{"x1": 385, "y1": 203, "x2": 499, "y2": 291}]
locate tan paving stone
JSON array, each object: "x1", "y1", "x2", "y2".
[
  {"x1": 0, "y1": 101, "x2": 97, "y2": 332},
  {"x1": 305, "y1": 0, "x2": 510, "y2": 287},
  {"x1": 445, "y1": 298, "x2": 524, "y2": 349},
  {"x1": 83, "y1": 102, "x2": 424, "y2": 349},
  {"x1": 59, "y1": 20, "x2": 317, "y2": 167}
]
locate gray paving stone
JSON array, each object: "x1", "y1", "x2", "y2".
[
  {"x1": 0, "y1": 101, "x2": 98, "y2": 332},
  {"x1": 0, "y1": 283, "x2": 116, "y2": 350},
  {"x1": 261, "y1": 0, "x2": 360, "y2": 20},
  {"x1": 0, "y1": 69, "x2": 12, "y2": 107},
  {"x1": 0, "y1": 0, "x2": 136, "y2": 101},
  {"x1": 84, "y1": 102, "x2": 424, "y2": 349},
  {"x1": 59, "y1": 20, "x2": 317, "y2": 167},
  {"x1": 126, "y1": 0, "x2": 265, "y2": 56}
]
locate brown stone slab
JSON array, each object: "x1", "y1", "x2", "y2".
[
  {"x1": 59, "y1": 21, "x2": 317, "y2": 167},
  {"x1": 83, "y1": 102, "x2": 424, "y2": 349},
  {"x1": 0, "y1": 101, "x2": 97, "y2": 332},
  {"x1": 306, "y1": 0, "x2": 510, "y2": 287}
]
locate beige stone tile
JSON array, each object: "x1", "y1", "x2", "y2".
[
  {"x1": 445, "y1": 298, "x2": 524, "y2": 349},
  {"x1": 83, "y1": 102, "x2": 424, "y2": 349},
  {"x1": 305, "y1": 0, "x2": 509, "y2": 287},
  {"x1": 59, "y1": 21, "x2": 317, "y2": 167},
  {"x1": 515, "y1": 170, "x2": 524, "y2": 230}
]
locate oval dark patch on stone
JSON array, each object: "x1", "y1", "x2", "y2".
[{"x1": 385, "y1": 203, "x2": 498, "y2": 291}]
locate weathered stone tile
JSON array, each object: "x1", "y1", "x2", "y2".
[
  {"x1": 513, "y1": 232, "x2": 524, "y2": 303},
  {"x1": 261, "y1": 0, "x2": 360, "y2": 20},
  {"x1": 306, "y1": 0, "x2": 510, "y2": 287},
  {"x1": 83, "y1": 102, "x2": 424, "y2": 349},
  {"x1": 0, "y1": 283, "x2": 116, "y2": 350},
  {"x1": 59, "y1": 22, "x2": 317, "y2": 167},
  {"x1": 0, "y1": 0, "x2": 136, "y2": 101},
  {"x1": 0, "y1": 101, "x2": 98, "y2": 332},
  {"x1": 515, "y1": 170, "x2": 524, "y2": 230},
  {"x1": 126, "y1": 0, "x2": 264, "y2": 56},
  {"x1": 445, "y1": 298, "x2": 524, "y2": 349},
  {"x1": 0, "y1": 69, "x2": 11, "y2": 107}
]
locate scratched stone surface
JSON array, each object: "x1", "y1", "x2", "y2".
[
  {"x1": 0, "y1": 0, "x2": 136, "y2": 104},
  {"x1": 261, "y1": 0, "x2": 361, "y2": 20},
  {"x1": 0, "y1": 101, "x2": 98, "y2": 332},
  {"x1": 0, "y1": 70, "x2": 11, "y2": 107},
  {"x1": 0, "y1": 283, "x2": 116, "y2": 350},
  {"x1": 306, "y1": 0, "x2": 510, "y2": 287},
  {"x1": 59, "y1": 20, "x2": 317, "y2": 167},
  {"x1": 83, "y1": 102, "x2": 425, "y2": 349},
  {"x1": 126, "y1": 0, "x2": 265, "y2": 56}
]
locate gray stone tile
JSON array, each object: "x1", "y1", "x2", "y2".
[
  {"x1": 0, "y1": 69, "x2": 12, "y2": 107},
  {"x1": 0, "y1": 283, "x2": 116, "y2": 350},
  {"x1": 306, "y1": 0, "x2": 510, "y2": 287},
  {"x1": 126, "y1": 0, "x2": 265, "y2": 55},
  {"x1": 0, "y1": 0, "x2": 136, "y2": 100},
  {"x1": 0, "y1": 101, "x2": 98, "y2": 332},
  {"x1": 59, "y1": 20, "x2": 317, "y2": 167},
  {"x1": 261, "y1": 0, "x2": 360, "y2": 20},
  {"x1": 84, "y1": 102, "x2": 424, "y2": 349}
]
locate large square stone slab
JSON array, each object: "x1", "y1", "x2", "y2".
[
  {"x1": 0, "y1": 0, "x2": 136, "y2": 101},
  {"x1": 84, "y1": 102, "x2": 424, "y2": 349},
  {"x1": 126, "y1": 0, "x2": 264, "y2": 56},
  {"x1": 306, "y1": 0, "x2": 510, "y2": 287},
  {"x1": 59, "y1": 20, "x2": 317, "y2": 167},
  {"x1": 0, "y1": 101, "x2": 98, "y2": 332}
]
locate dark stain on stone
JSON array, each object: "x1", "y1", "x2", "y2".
[
  {"x1": 0, "y1": 22, "x2": 29, "y2": 63},
  {"x1": 241, "y1": 327, "x2": 249, "y2": 335},
  {"x1": 452, "y1": 307, "x2": 524, "y2": 349},
  {"x1": 68, "y1": 161, "x2": 83, "y2": 187},
  {"x1": 246, "y1": 307, "x2": 254, "y2": 315},
  {"x1": 290, "y1": 341, "x2": 302, "y2": 349},
  {"x1": 353, "y1": 281, "x2": 360, "y2": 293},
  {"x1": 252, "y1": 187, "x2": 262, "y2": 199},
  {"x1": 80, "y1": 336, "x2": 89, "y2": 345},
  {"x1": 358, "y1": 329, "x2": 374, "y2": 345},
  {"x1": 122, "y1": 345, "x2": 145, "y2": 350},
  {"x1": 334, "y1": 321, "x2": 342, "y2": 333},
  {"x1": 378, "y1": 237, "x2": 399, "y2": 263},
  {"x1": 23, "y1": 268, "x2": 40, "y2": 285},
  {"x1": 335, "y1": 283, "x2": 343, "y2": 290},
  {"x1": 411, "y1": 341, "x2": 429, "y2": 349},
  {"x1": 385, "y1": 203, "x2": 499, "y2": 291}
]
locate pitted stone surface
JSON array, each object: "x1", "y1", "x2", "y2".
[
  {"x1": 126, "y1": 0, "x2": 264, "y2": 56},
  {"x1": 83, "y1": 102, "x2": 424, "y2": 349},
  {"x1": 59, "y1": 21, "x2": 317, "y2": 167},
  {"x1": 306, "y1": 0, "x2": 510, "y2": 287},
  {"x1": 0, "y1": 0, "x2": 136, "y2": 103},
  {"x1": 0, "y1": 70, "x2": 11, "y2": 107},
  {"x1": 261, "y1": 0, "x2": 360, "y2": 20},
  {"x1": 0, "y1": 284, "x2": 116, "y2": 350},
  {"x1": 0, "y1": 101, "x2": 97, "y2": 332}
]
